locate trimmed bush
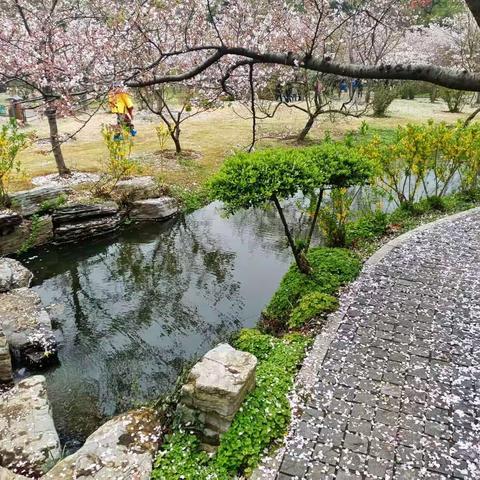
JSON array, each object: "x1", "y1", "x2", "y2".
[
  {"x1": 288, "y1": 292, "x2": 339, "y2": 328},
  {"x1": 346, "y1": 210, "x2": 390, "y2": 245},
  {"x1": 263, "y1": 247, "x2": 361, "y2": 323}
]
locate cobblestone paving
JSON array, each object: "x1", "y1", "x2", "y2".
[{"x1": 277, "y1": 213, "x2": 480, "y2": 480}]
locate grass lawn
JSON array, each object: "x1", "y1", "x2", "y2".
[{"x1": 3, "y1": 97, "x2": 477, "y2": 193}]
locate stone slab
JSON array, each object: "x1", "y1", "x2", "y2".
[
  {"x1": 53, "y1": 214, "x2": 122, "y2": 244},
  {"x1": 0, "y1": 332, "x2": 12, "y2": 383},
  {"x1": 181, "y1": 343, "x2": 257, "y2": 418},
  {"x1": 0, "y1": 258, "x2": 33, "y2": 293},
  {"x1": 0, "y1": 467, "x2": 30, "y2": 480},
  {"x1": 9, "y1": 186, "x2": 68, "y2": 217},
  {"x1": 0, "y1": 210, "x2": 22, "y2": 236},
  {"x1": 129, "y1": 197, "x2": 178, "y2": 221},
  {"x1": 0, "y1": 217, "x2": 53, "y2": 256},
  {"x1": 0, "y1": 288, "x2": 57, "y2": 366},
  {"x1": 52, "y1": 202, "x2": 119, "y2": 226},
  {"x1": 0, "y1": 376, "x2": 60, "y2": 476},
  {"x1": 111, "y1": 176, "x2": 162, "y2": 202}
]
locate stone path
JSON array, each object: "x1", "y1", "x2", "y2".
[{"x1": 277, "y1": 211, "x2": 480, "y2": 480}]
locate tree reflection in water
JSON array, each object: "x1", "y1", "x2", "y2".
[{"x1": 23, "y1": 202, "x2": 296, "y2": 446}]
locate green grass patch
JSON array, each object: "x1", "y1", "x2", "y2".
[
  {"x1": 288, "y1": 292, "x2": 339, "y2": 329},
  {"x1": 263, "y1": 247, "x2": 361, "y2": 325},
  {"x1": 151, "y1": 331, "x2": 311, "y2": 480}
]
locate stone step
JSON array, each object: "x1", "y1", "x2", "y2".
[
  {"x1": 52, "y1": 202, "x2": 119, "y2": 226},
  {"x1": 53, "y1": 214, "x2": 122, "y2": 244}
]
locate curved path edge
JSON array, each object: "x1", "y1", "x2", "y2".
[{"x1": 251, "y1": 206, "x2": 480, "y2": 480}]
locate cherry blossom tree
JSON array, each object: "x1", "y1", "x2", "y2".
[
  {"x1": 124, "y1": 0, "x2": 480, "y2": 93},
  {"x1": 0, "y1": 0, "x2": 136, "y2": 176}
]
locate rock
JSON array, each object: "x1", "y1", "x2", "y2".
[
  {"x1": 0, "y1": 376, "x2": 60, "y2": 476},
  {"x1": 9, "y1": 186, "x2": 68, "y2": 217},
  {"x1": 43, "y1": 408, "x2": 161, "y2": 480},
  {"x1": 52, "y1": 202, "x2": 119, "y2": 226},
  {"x1": 0, "y1": 210, "x2": 22, "y2": 236},
  {"x1": 0, "y1": 289, "x2": 57, "y2": 367},
  {"x1": 53, "y1": 214, "x2": 122, "y2": 244},
  {"x1": 0, "y1": 217, "x2": 53, "y2": 256},
  {"x1": 179, "y1": 343, "x2": 257, "y2": 448},
  {"x1": 111, "y1": 177, "x2": 161, "y2": 202},
  {"x1": 0, "y1": 259, "x2": 33, "y2": 293},
  {"x1": 0, "y1": 332, "x2": 12, "y2": 383},
  {"x1": 129, "y1": 197, "x2": 178, "y2": 221},
  {"x1": 0, "y1": 467, "x2": 30, "y2": 480}
]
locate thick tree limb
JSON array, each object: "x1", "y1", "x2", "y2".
[
  {"x1": 128, "y1": 46, "x2": 480, "y2": 92},
  {"x1": 128, "y1": 50, "x2": 224, "y2": 87}
]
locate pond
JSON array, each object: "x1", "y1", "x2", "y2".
[{"x1": 21, "y1": 202, "x2": 302, "y2": 451}]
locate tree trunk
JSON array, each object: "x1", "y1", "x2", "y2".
[
  {"x1": 273, "y1": 195, "x2": 312, "y2": 275},
  {"x1": 297, "y1": 115, "x2": 315, "y2": 142},
  {"x1": 172, "y1": 127, "x2": 182, "y2": 154},
  {"x1": 46, "y1": 107, "x2": 71, "y2": 176}
]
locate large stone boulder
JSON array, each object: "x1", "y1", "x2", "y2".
[
  {"x1": 9, "y1": 186, "x2": 68, "y2": 217},
  {"x1": 111, "y1": 177, "x2": 162, "y2": 202},
  {"x1": 0, "y1": 259, "x2": 33, "y2": 293},
  {"x1": 129, "y1": 197, "x2": 178, "y2": 221},
  {"x1": 0, "y1": 376, "x2": 61, "y2": 477},
  {"x1": 0, "y1": 210, "x2": 22, "y2": 236},
  {"x1": 0, "y1": 332, "x2": 12, "y2": 383},
  {"x1": 179, "y1": 343, "x2": 257, "y2": 448},
  {"x1": 0, "y1": 217, "x2": 53, "y2": 257},
  {"x1": 0, "y1": 289, "x2": 57, "y2": 368},
  {"x1": 43, "y1": 408, "x2": 161, "y2": 480}
]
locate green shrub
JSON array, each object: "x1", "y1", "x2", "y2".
[
  {"x1": 371, "y1": 84, "x2": 397, "y2": 117},
  {"x1": 318, "y1": 188, "x2": 355, "y2": 247},
  {"x1": 38, "y1": 194, "x2": 68, "y2": 214},
  {"x1": 209, "y1": 144, "x2": 374, "y2": 274},
  {"x1": 264, "y1": 247, "x2": 361, "y2": 323},
  {"x1": 170, "y1": 185, "x2": 210, "y2": 213},
  {"x1": 288, "y1": 292, "x2": 339, "y2": 329},
  {"x1": 346, "y1": 210, "x2": 389, "y2": 245},
  {"x1": 233, "y1": 328, "x2": 278, "y2": 361},
  {"x1": 425, "y1": 195, "x2": 447, "y2": 212},
  {"x1": 440, "y1": 88, "x2": 468, "y2": 113},
  {"x1": 0, "y1": 119, "x2": 34, "y2": 205}
]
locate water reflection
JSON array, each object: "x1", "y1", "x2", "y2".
[{"x1": 23, "y1": 203, "x2": 295, "y2": 446}]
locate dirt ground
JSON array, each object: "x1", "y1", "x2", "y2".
[{"x1": 2, "y1": 96, "x2": 477, "y2": 192}]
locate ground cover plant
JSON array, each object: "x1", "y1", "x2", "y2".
[{"x1": 151, "y1": 331, "x2": 311, "y2": 480}]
